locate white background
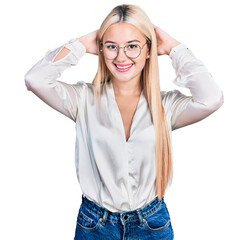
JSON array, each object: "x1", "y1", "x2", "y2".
[{"x1": 1, "y1": 0, "x2": 247, "y2": 239}]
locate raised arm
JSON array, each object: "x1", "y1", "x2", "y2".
[
  {"x1": 168, "y1": 44, "x2": 224, "y2": 130},
  {"x1": 154, "y1": 26, "x2": 224, "y2": 130},
  {"x1": 24, "y1": 30, "x2": 98, "y2": 122}
]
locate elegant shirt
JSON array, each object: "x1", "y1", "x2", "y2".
[{"x1": 24, "y1": 38, "x2": 224, "y2": 212}]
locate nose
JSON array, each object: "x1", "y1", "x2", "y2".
[{"x1": 116, "y1": 47, "x2": 127, "y2": 61}]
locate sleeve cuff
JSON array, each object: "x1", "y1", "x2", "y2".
[
  {"x1": 169, "y1": 43, "x2": 189, "y2": 59},
  {"x1": 64, "y1": 38, "x2": 87, "y2": 60}
]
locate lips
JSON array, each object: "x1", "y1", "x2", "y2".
[{"x1": 114, "y1": 63, "x2": 134, "y2": 72}]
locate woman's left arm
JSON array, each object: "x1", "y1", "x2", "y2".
[{"x1": 154, "y1": 26, "x2": 224, "y2": 130}]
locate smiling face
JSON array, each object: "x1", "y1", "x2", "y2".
[{"x1": 101, "y1": 22, "x2": 150, "y2": 85}]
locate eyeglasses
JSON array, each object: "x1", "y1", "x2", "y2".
[{"x1": 100, "y1": 42, "x2": 149, "y2": 60}]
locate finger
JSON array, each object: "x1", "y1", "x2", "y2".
[{"x1": 152, "y1": 24, "x2": 159, "y2": 30}]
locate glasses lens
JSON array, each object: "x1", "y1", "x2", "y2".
[
  {"x1": 125, "y1": 44, "x2": 141, "y2": 58},
  {"x1": 103, "y1": 44, "x2": 142, "y2": 59},
  {"x1": 103, "y1": 45, "x2": 118, "y2": 60}
]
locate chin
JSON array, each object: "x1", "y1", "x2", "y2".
[{"x1": 112, "y1": 74, "x2": 135, "y2": 83}]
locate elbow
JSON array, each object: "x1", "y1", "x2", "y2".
[
  {"x1": 206, "y1": 90, "x2": 224, "y2": 112},
  {"x1": 218, "y1": 91, "x2": 224, "y2": 108},
  {"x1": 24, "y1": 72, "x2": 35, "y2": 91},
  {"x1": 24, "y1": 71, "x2": 44, "y2": 91},
  {"x1": 24, "y1": 73, "x2": 32, "y2": 91},
  {"x1": 24, "y1": 58, "x2": 47, "y2": 91}
]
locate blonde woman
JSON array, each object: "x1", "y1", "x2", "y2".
[{"x1": 24, "y1": 4, "x2": 224, "y2": 240}]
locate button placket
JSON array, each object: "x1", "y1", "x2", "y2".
[
  {"x1": 124, "y1": 142, "x2": 134, "y2": 208},
  {"x1": 127, "y1": 143, "x2": 138, "y2": 195}
]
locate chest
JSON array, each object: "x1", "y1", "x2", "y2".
[{"x1": 115, "y1": 95, "x2": 140, "y2": 142}]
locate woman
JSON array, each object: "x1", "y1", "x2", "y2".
[{"x1": 24, "y1": 4, "x2": 224, "y2": 240}]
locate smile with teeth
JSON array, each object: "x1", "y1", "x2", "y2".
[
  {"x1": 114, "y1": 63, "x2": 134, "y2": 72},
  {"x1": 115, "y1": 64, "x2": 133, "y2": 69}
]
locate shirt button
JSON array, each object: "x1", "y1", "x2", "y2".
[{"x1": 123, "y1": 215, "x2": 129, "y2": 220}]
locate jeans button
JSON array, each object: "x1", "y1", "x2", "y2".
[{"x1": 123, "y1": 215, "x2": 129, "y2": 220}]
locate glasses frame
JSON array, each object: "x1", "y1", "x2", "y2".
[{"x1": 100, "y1": 41, "x2": 149, "y2": 60}]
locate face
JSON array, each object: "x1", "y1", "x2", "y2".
[{"x1": 101, "y1": 22, "x2": 150, "y2": 84}]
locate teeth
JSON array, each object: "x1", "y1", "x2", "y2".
[{"x1": 116, "y1": 64, "x2": 133, "y2": 69}]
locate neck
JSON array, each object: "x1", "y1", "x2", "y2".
[{"x1": 111, "y1": 79, "x2": 142, "y2": 97}]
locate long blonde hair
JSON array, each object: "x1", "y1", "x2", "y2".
[{"x1": 92, "y1": 4, "x2": 172, "y2": 200}]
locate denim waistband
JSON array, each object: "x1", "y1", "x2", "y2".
[{"x1": 81, "y1": 195, "x2": 164, "y2": 225}]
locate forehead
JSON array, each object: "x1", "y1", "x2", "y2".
[{"x1": 103, "y1": 22, "x2": 144, "y2": 43}]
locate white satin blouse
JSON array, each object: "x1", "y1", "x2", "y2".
[{"x1": 24, "y1": 38, "x2": 224, "y2": 212}]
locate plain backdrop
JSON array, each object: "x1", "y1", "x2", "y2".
[{"x1": 1, "y1": 0, "x2": 247, "y2": 239}]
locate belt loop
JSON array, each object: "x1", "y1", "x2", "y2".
[
  {"x1": 101, "y1": 209, "x2": 109, "y2": 225},
  {"x1": 136, "y1": 210, "x2": 144, "y2": 225}
]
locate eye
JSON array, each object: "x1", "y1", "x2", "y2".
[
  {"x1": 106, "y1": 45, "x2": 117, "y2": 50},
  {"x1": 127, "y1": 44, "x2": 139, "y2": 50}
]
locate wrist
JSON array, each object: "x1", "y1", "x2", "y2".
[{"x1": 167, "y1": 40, "x2": 182, "y2": 55}]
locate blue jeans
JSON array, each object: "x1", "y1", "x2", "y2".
[{"x1": 74, "y1": 195, "x2": 174, "y2": 240}]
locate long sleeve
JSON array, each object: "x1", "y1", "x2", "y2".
[
  {"x1": 161, "y1": 43, "x2": 224, "y2": 130},
  {"x1": 24, "y1": 38, "x2": 87, "y2": 122}
]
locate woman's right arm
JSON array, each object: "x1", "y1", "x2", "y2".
[{"x1": 24, "y1": 31, "x2": 98, "y2": 122}]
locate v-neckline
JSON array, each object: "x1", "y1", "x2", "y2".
[{"x1": 108, "y1": 82, "x2": 144, "y2": 143}]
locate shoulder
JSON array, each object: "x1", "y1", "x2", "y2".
[
  {"x1": 75, "y1": 81, "x2": 93, "y2": 93},
  {"x1": 161, "y1": 89, "x2": 183, "y2": 104},
  {"x1": 161, "y1": 89, "x2": 192, "y2": 114},
  {"x1": 76, "y1": 80, "x2": 90, "y2": 88},
  {"x1": 75, "y1": 81, "x2": 99, "y2": 104}
]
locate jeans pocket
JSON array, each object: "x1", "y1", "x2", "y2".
[
  {"x1": 143, "y1": 201, "x2": 172, "y2": 232},
  {"x1": 76, "y1": 204, "x2": 102, "y2": 231}
]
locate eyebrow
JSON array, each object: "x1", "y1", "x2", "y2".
[{"x1": 104, "y1": 40, "x2": 141, "y2": 44}]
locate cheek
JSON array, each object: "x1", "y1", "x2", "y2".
[
  {"x1": 104, "y1": 60, "x2": 113, "y2": 71},
  {"x1": 136, "y1": 57, "x2": 147, "y2": 70},
  {"x1": 137, "y1": 52, "x2": 148, "y2": 65}
]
